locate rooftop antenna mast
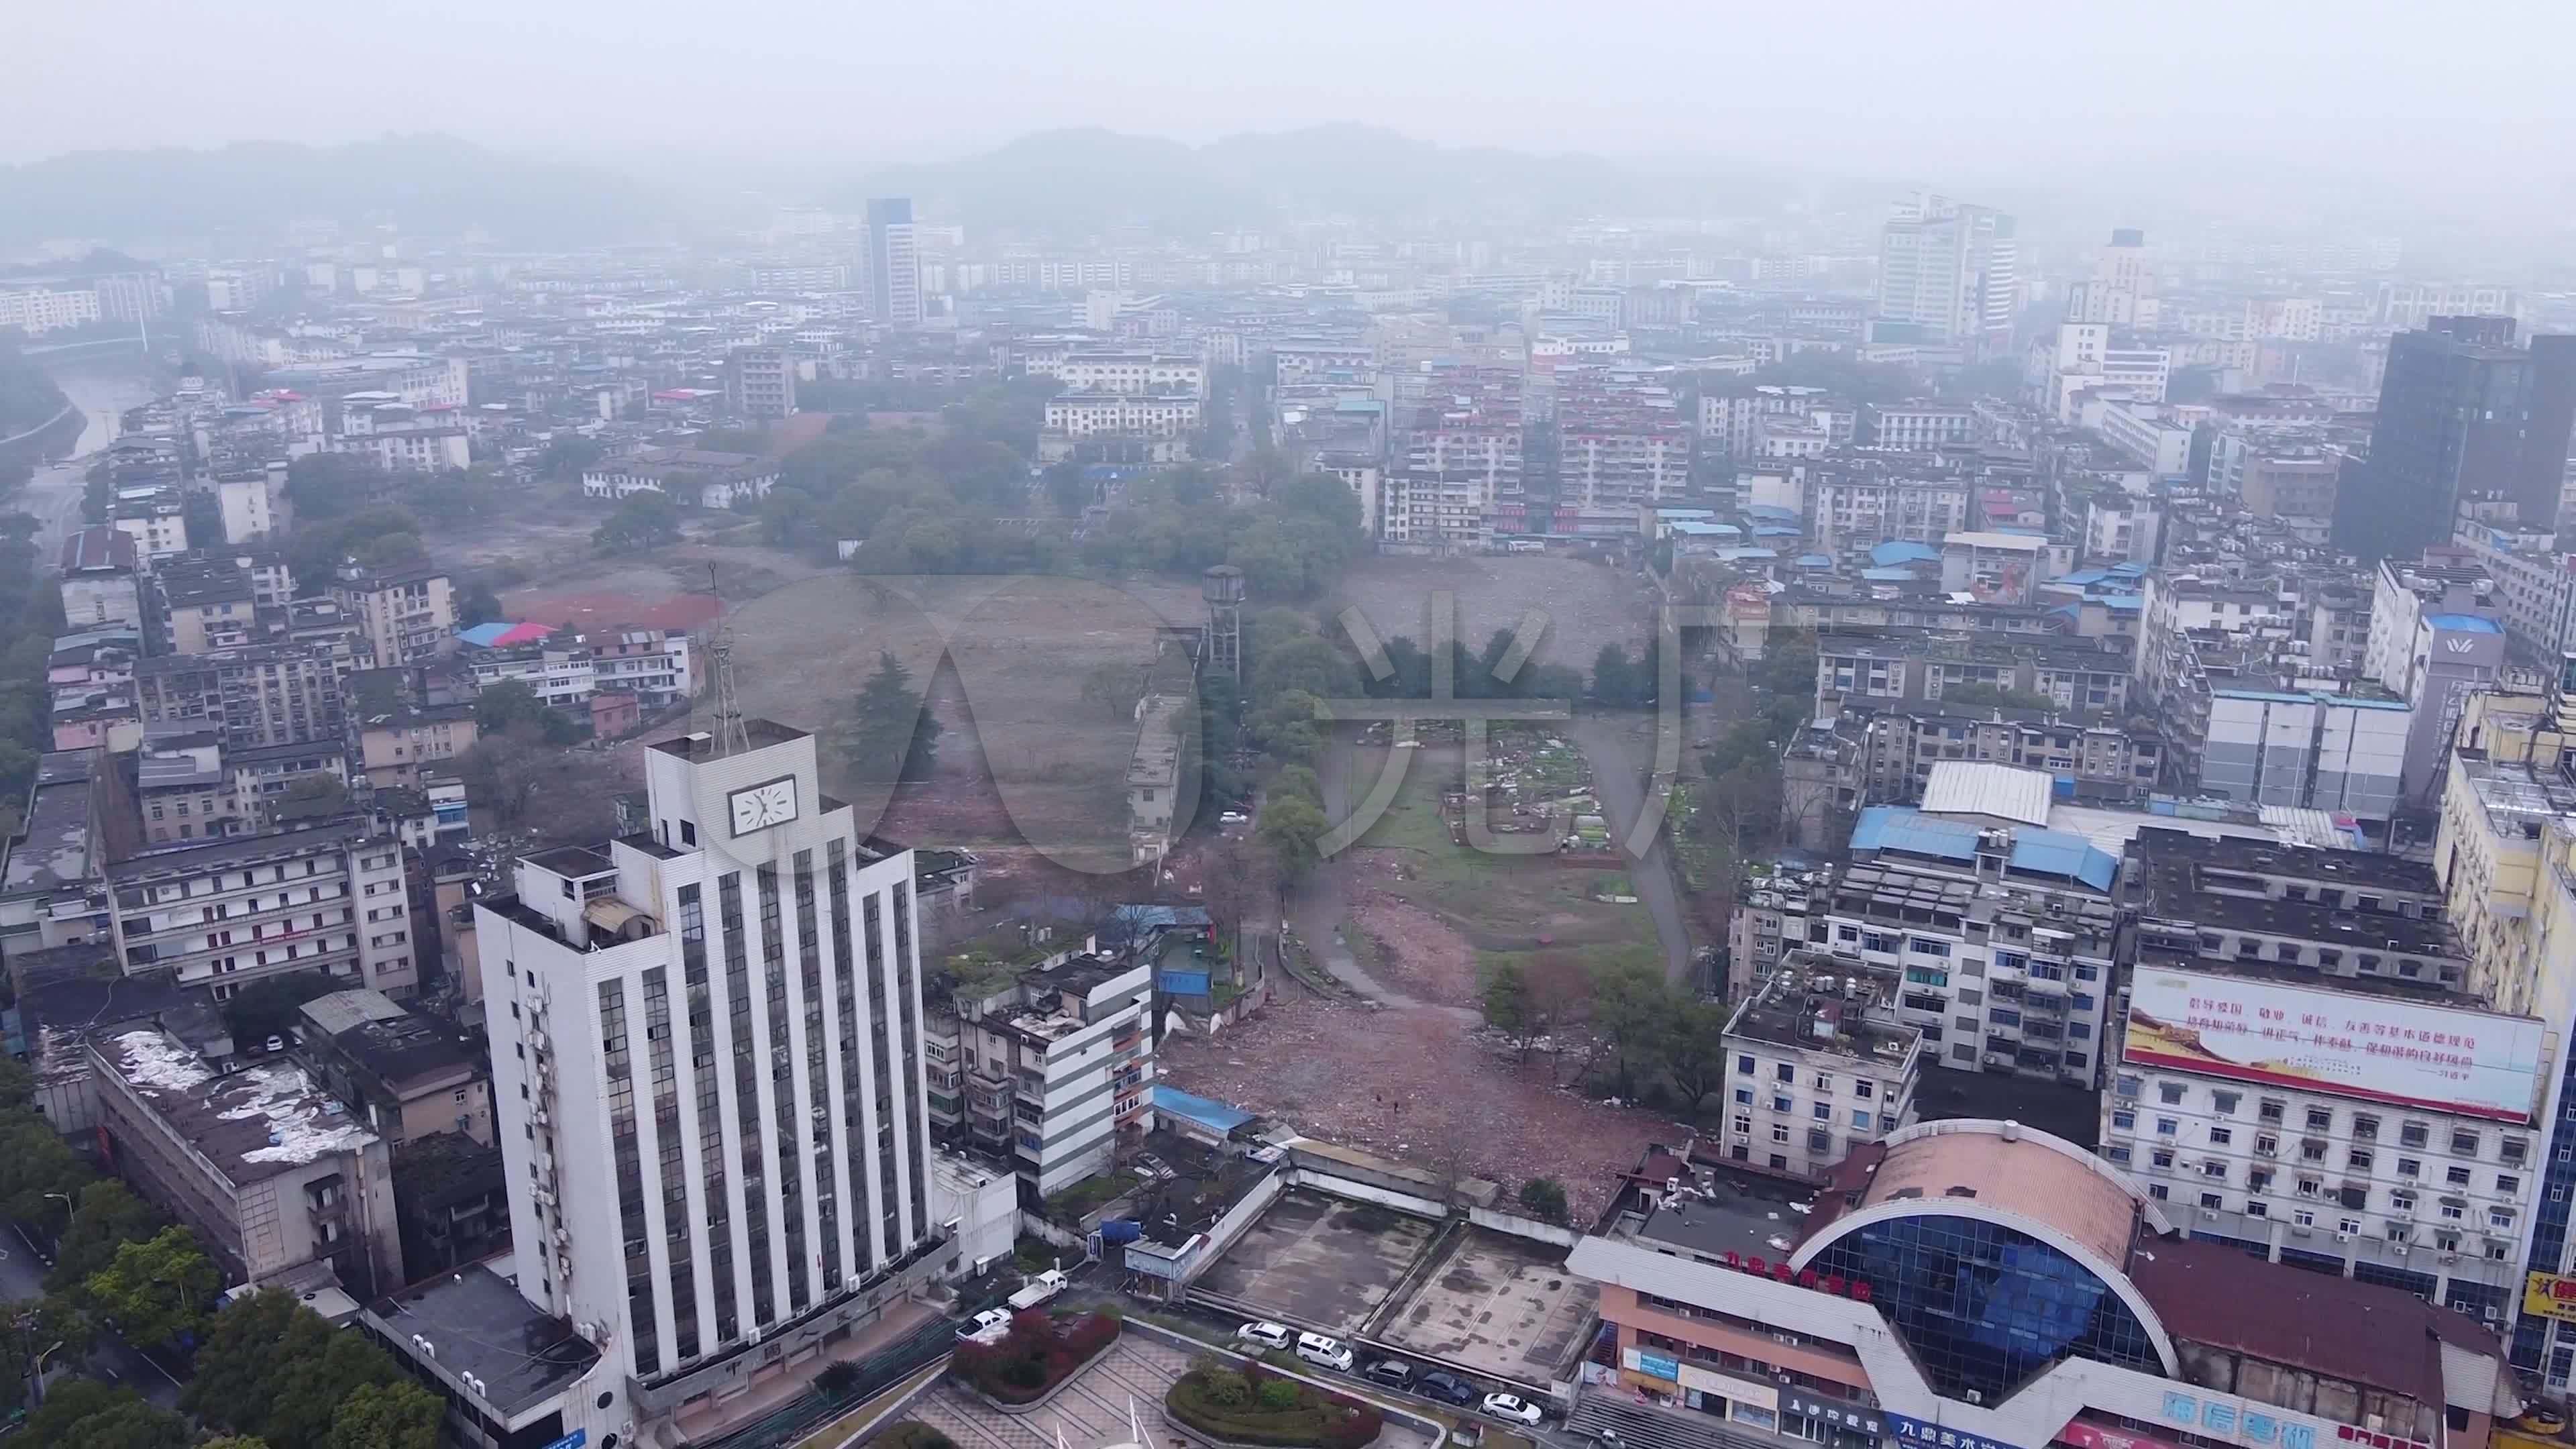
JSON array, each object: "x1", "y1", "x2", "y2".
[{"x1": 707, "y1": 563, "x2": 751, "y2": 757}]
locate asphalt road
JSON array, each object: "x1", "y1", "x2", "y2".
[
  {"x1": 1, "y1": 1223, "x2": 185, "y2": 1408},
  {"x1": 25, "y1": 457, "x2": 92, "y2": 560},
  {"x1": 1566, "y1": 714, "x2": 1693, "y2": 987}
]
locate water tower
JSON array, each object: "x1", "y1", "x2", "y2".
[{"x1": 1203, "y1": 564, "x2": 1244, "y2": 682}]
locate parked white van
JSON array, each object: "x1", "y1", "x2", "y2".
[{"x1": 1295, "y1": 1332, "x2": 1354, "y2": 1372}]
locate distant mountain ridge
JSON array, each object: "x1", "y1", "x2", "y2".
[
  {"x1": 0, "y1": 135, "x2": 669, "y2": 248},
  {"x1": 843, "y1": 124, "x2": 1789, "y2": 235}
]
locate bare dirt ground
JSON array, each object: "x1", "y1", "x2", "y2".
[
  {"x1": 1159, "y1": 991, "x2": 1674, "y2": 1222},
  {"x1": 715, "y1": 572, "x2": 1206, "y2": 866},
  {"x1": 1325, "y1": 554, "x2": 1656, "y2": 680},
  {"x1": 1345, "y1": 888, "x2": 1479, "y2": 1009}
]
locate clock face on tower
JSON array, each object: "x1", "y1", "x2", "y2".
[{"x1": 727, "y1": 776, "x2": 798, "y2": 835}]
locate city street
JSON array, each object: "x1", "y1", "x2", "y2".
[{"x1": 1, "y1": 1223, "x2": 184, "y2": 1409}]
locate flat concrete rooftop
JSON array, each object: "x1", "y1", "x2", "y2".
[
  {"x1": 1376, "y1": 1227, "x2": 1593, "y2": 1389},
  {"x1": 1193, "y1": 1189, "x2": 1438, "y2": 1337}
]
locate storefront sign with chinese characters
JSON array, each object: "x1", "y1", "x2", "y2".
[
  {"x1": 1888, "y1": 1411, "x2": 2022, "y2": 1449},
  {"x1": 1786, "y1": 1390, "x2": 1884, "y2": 1439}
]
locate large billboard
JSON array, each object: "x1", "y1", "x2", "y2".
[{"x1": 2123, "y1": 969, "x2": 2544, "y2": 1123}]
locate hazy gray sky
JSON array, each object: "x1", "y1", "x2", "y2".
[{"x1": 10, "y1": 0, "x2": 2573, "y2": 189}]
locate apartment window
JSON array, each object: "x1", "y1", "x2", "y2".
[
  {"x1": 2306, "y1": 1108, "x2": 2332, "y2": 1132},
  {"x1": 2212, "y1": 1091, "x2": 2240, "y2": 1115},
  {"x1": 2296, "y1": 1177, "x2": 2322, "y2": 1197},
  {"x1": 2397, "y1": 1157, "x2": 2421, "y2": 1178},
  {"x1": 2400, "y1": 1120, "x2": 2429, "y2": 1148},
  {"x1": 2159, "y1": 1082, "x2": 2186, "y2": 1106},
  {"x1": 1736, "y1": 1054, "x2": 1756, "y2": 1076},
  {"x1": 2151, "y1": 1150, "x2": 2176, "y2": 1169},
  {"x1": 2155, "y1": 1117, "x2": 2178, "y2": 1136},
  {"x1": 1771, "y1": 1124, "x2": 1790, "y2": 1144},
  {"x1": 2351, "y1": 1114, "x2": 2379, "y2": 1141},
  {"x1": 1772, "y1": 1095, "x2": 1792, "y2": 1114},
  {"x1": 1733, "y1": 1087, "x2": 1754, "y2": 1107},
  {"x1": 2294, "y1": 1210, "x2": 2316, "y2": 1227},
  {"x1": 2201, "y1": 1161, "x2": 2227, "y2": 1180},
  {"x1": 2339, "y1": 1218, "x2": 2362, "y2": 1236},
  {"x1": 2504, "y1": 1138, "x2": 2530, "y2": 1167},
  {"x1": 2448, "y1": 1165, "x2": 2473, "y2": 1187},
  {"x1": 2453, "y1": 1130, "x2": 2481, "y2": 1157},
  {"x1": 2255, "y1": 1133, "x2": 2279, "y2": 1157},
  {"x1": 2112, "y1": 1109, "x2": 2137, "y2": 1131},
  {"x1": 2500, "y1": 1175, "x2": 2522, "y2": 1195},
  {"x1": 2209, "y1": 1127, "x2": 2233, "y2": 1146}
]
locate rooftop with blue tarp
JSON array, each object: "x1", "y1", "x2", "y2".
[
  {"x1": 1849, "y1": 806, "x2": 1980, "y2": 861},
  {"x1": 2006, "y1": 828, "x2": 2120, "y2": 892},
  {"x1": 1794, "y1": 553, "x2": 1833, "y2": 568},
  {"x1": 1863, "y1": 567, "x2": 1923, "y2": 581},
  {"x1": 1154, "y1": 1085, "x2": 1254, "y2": 1138},
  {"x1": 2425, "y1": 614, "x2": 2504, "y2": 633},
  {"x1": 1870, "y1": 541, "x2": 1941, "y2": 566}
]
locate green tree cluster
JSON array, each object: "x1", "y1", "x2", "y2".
[
  {"x1": 474, "y1": 678, "x2": 582, "y2": 746},
  {"x1": 594, "y1": 489, "x2": 680, "y2": 553},
  {"x1": 1350, "y1": 627, "x2": 1584, "y2": 707},
  {"x1": 1590, "y1": 637, "x2": 1666, "y2": 708},
  {"x1": 21, "y1": 1379, "x2": 190, "y2": 1449},
  {"x1": 184, "y1": 1289, "x2": 443, "y2": 1449},
  {"x1": 837, "y1": 650, "x2": 943, "y2": 781},
  {"x1": 0, "y1": 508, "x2": 62, "y2": 835},
  {"x1": 1081, "y1": 470, "x2": 1366, "y2": 598},
  {"x1": 748, "y1": 378, "x2": 1059, "y2": 564}
]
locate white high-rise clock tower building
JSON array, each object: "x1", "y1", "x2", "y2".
[{"x1": 477, "y1": 718, "x2": 945, "y2": 1435}]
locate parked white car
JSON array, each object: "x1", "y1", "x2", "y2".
[
  {"x1": 1483, "y1": 1393, "x2": 1545, "y2": 1427},
  {"x1": 1236, "y1": 1320, "x2": 1292, "y2": 1351}
]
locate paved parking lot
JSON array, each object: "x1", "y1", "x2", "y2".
[
  {"x1": 1378, "y1": 1229, "x2": 1593, "y2": 1387},
  {"x1": 905, "y1": 1334, "x2": 1439, "y2": 1449},
  {"x1": 1193, "y1": 1190, "x2": 1442, "y2": 1337}
]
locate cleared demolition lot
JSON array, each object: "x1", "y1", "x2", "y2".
[
  {"x1": 1194, "y1": 1189, "x2": 1440, "y2": 1337},
  {"x1": 1377, "y1": 1228, "x2": 1594, "y2": 1386},
  {"x1": 1185, "y1": 1182, "x2": 1594, "y2": 1391}
]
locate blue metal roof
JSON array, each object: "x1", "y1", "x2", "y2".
[
  {"x1": 1794, "y1": 553, "x2": 1833, "y2": 568},
  {"x1": 1669, "y1": 520, "x2": 1740, "y2": 537},
  {"x1": 1154, "y1": 1085, "x2": 1254, "y2": 1136},
  {"x1": 2007, "y1": 828, "x2": 2118, "y2": 892},
  {"x1": 1747, "y1": 504, "x2": 1799, "y2": 519},
  {"x1": 1754, "y1": 524, "x2": 1804, "y2": 537},
  {"x1": 1863, "y1": 567, "x2": 1922, "y2": 580},
  {"x1": 1849, "y1": 806, "x2": 1981, "y2": 861},
  {"x1": 1870, "y1": 541, "x2": 1941, "y2": 566},
  {"x1": 2425, "y1": 614, "x2": 2503, "y2": 634}
]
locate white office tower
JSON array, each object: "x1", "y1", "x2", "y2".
[
  {"x1": 480, "y1": 719, "x2": 942, "y2": 1426},
  {"x1": 1876, "y1": 191, "x2": 2018, "y2": 355}
]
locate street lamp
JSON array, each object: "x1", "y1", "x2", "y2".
[{"x1": 30, "y1": 1340, "x2": 62, "y2": 1407}]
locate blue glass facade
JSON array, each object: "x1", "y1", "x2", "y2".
[
  {"x1": 1808, "y1": 1214, "x2": 2165, "y2": 1401},
  {"x1": 2511, "y1": 1043, "x2": 2576, "y2": 1372}
]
